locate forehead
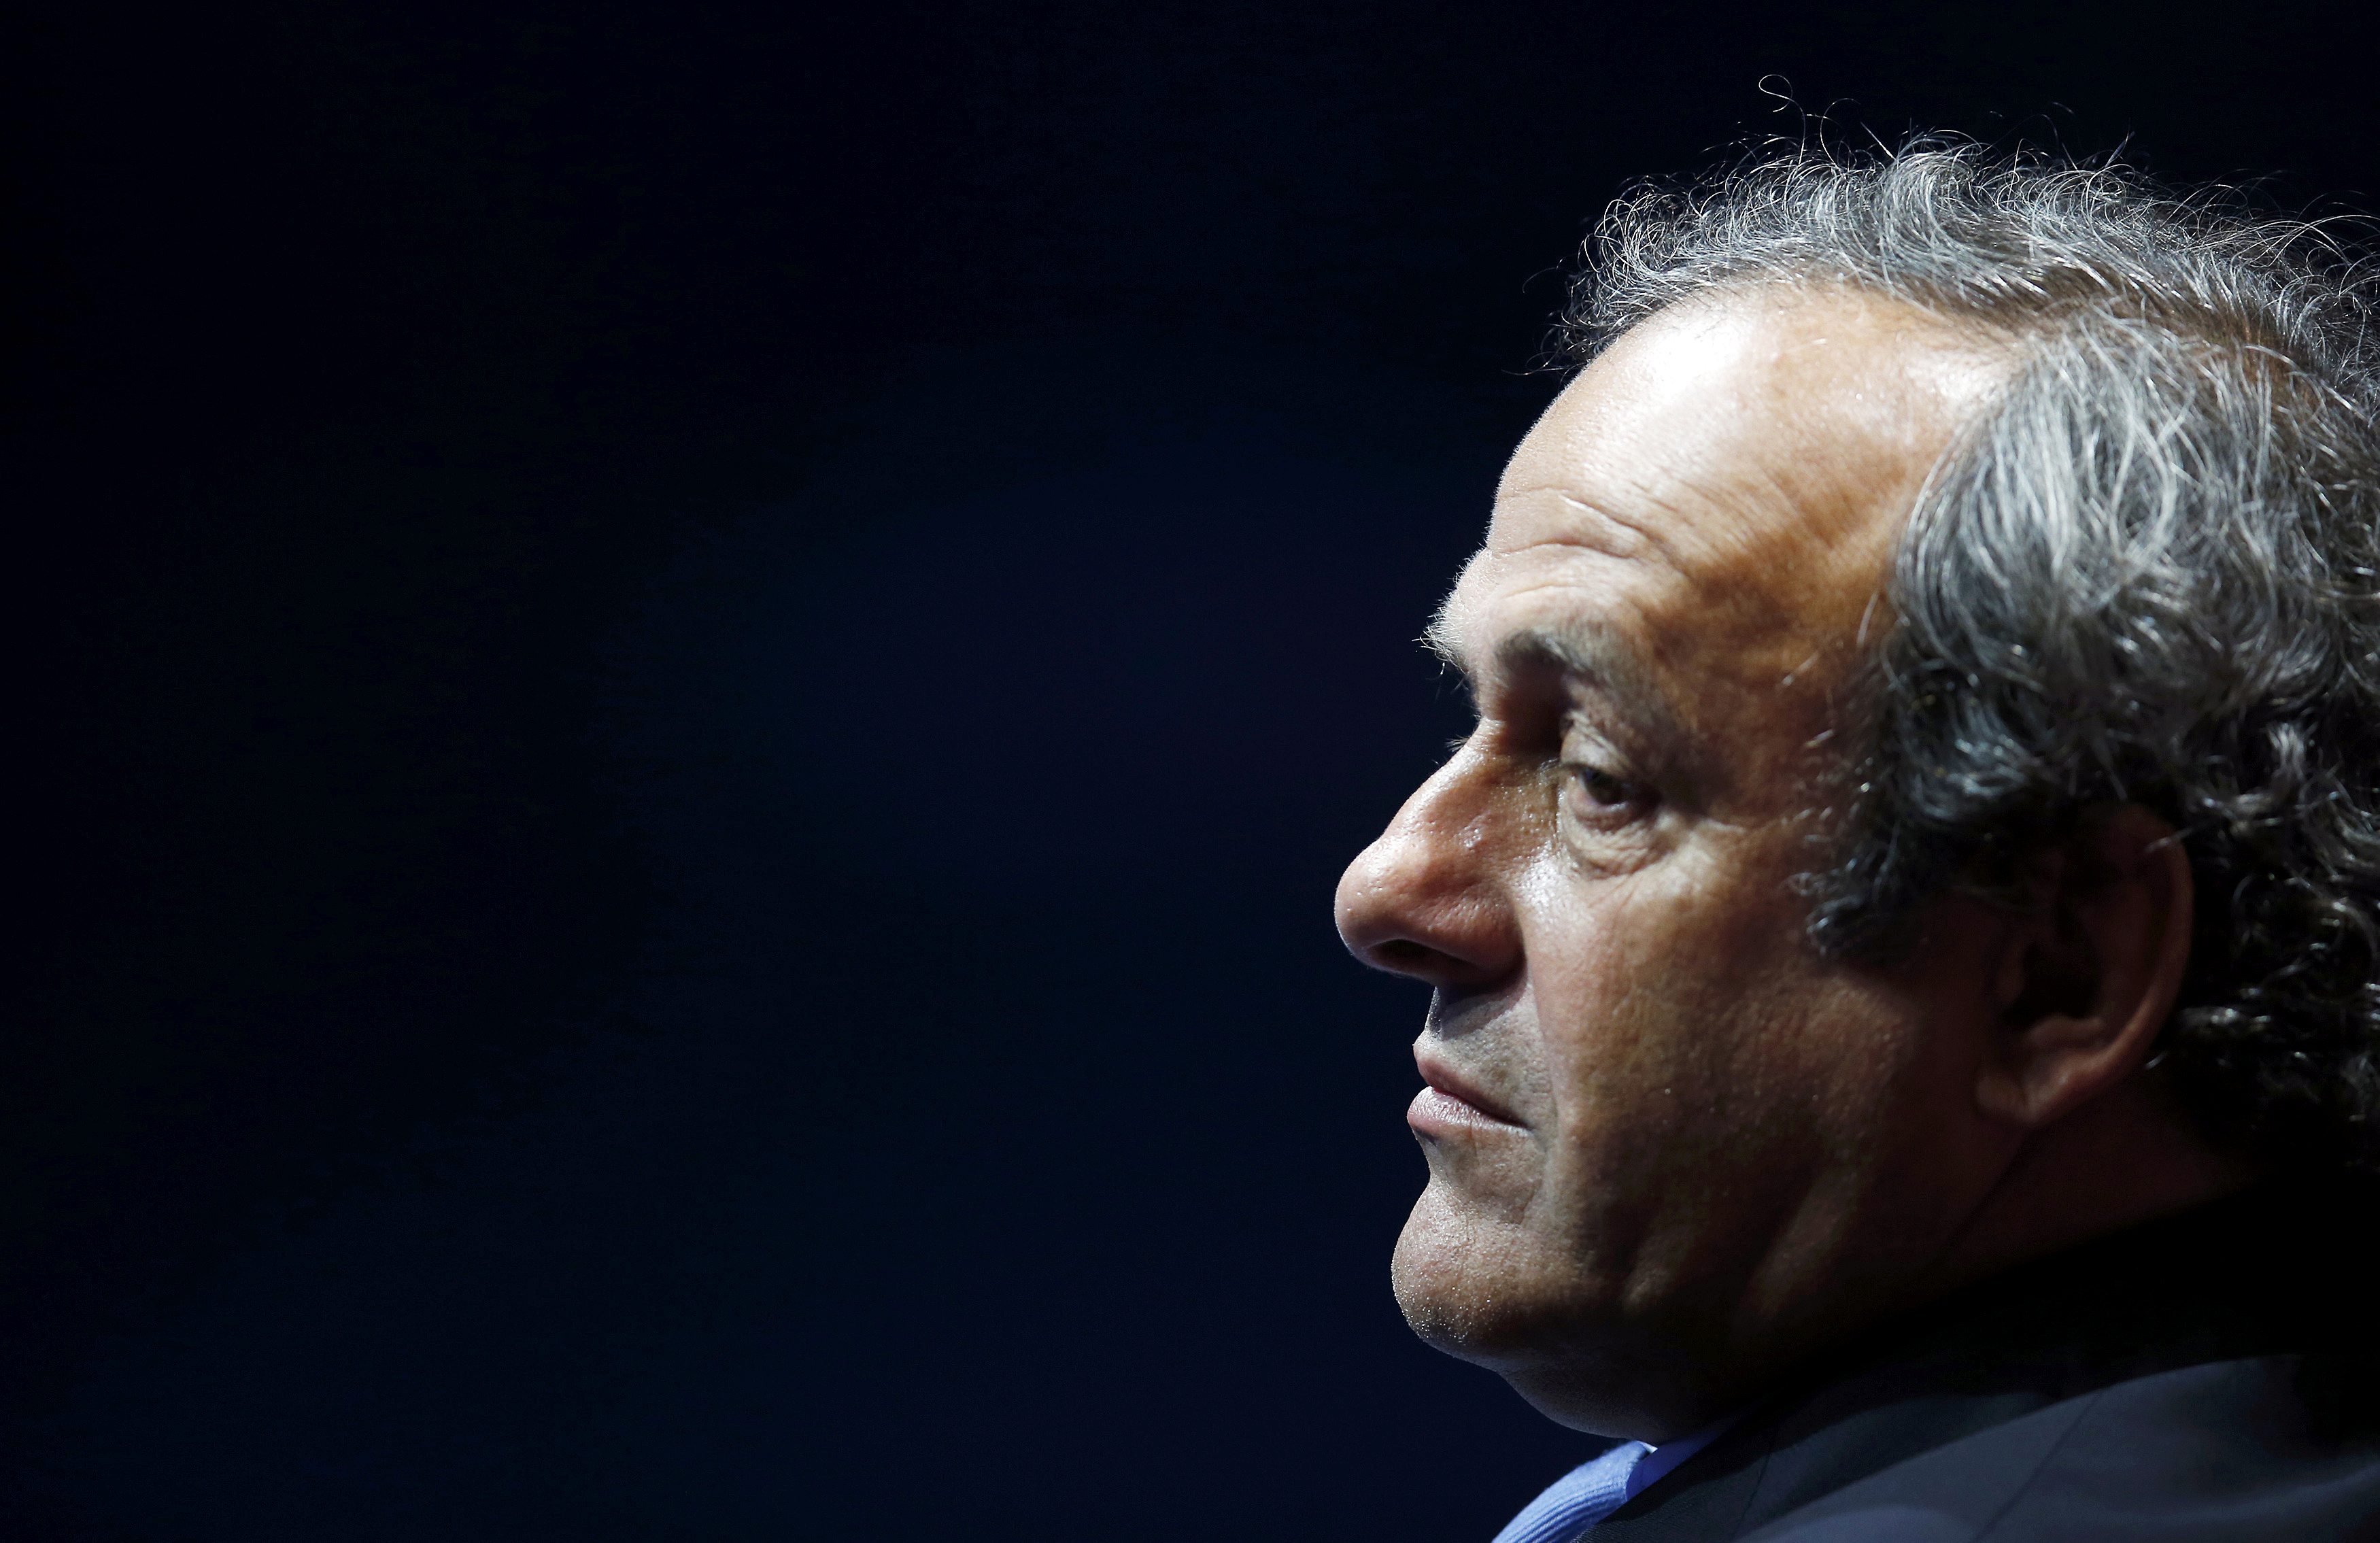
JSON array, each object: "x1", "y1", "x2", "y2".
[{"x1": 1443, "y1": 290, "x2": 1990, "y2": 738}]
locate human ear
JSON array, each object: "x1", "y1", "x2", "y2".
[{"x1": 1973, "y1": 805, "x2": 2194, "y2": 1128}]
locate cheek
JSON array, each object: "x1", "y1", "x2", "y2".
[{"x1": 1521, "y1": 845, "x2": 1911, "y2": 1169}]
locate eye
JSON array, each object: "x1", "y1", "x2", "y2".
[
  {"x1": 1573, "y1": 766, "x2": 1633, "y2": 807},
  {"x1": 1561, "y1": 760, "x2": 1655, "y2": 826}
]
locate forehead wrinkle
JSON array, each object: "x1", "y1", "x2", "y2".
[
  {"x1": 1431, "y1": 551, "x2": 1627, "y2": 667},
  {"x1": 1525, "y1": 441, "x2": 1902, "y2": 686},
  {"x1": 1500, "y1": 447, "x2": 1803, "y2": 608},
  {"x1": 1491, "y1": 484, "x2": 1684, "y2": 571}
]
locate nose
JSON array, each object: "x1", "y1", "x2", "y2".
[{"x1": 1333, "y1": 749, "x2": 1523, "y2": 991}]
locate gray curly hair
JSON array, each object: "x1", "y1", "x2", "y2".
[{"x1": 1558, "y1": 141, "x2": 2380, "y2": 1170}]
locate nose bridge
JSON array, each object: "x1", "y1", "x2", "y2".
[
  {"x1": 1336, "y1": 744, "x2": 1522, "y2": 979},
  {"x1": 1376, "y1": 749, "x2": 1496, "y2": 887}
]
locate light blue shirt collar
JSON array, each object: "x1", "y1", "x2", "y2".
[{"x1": 1489, "y1": 1417, "x2": 1735, "y2": 1543}]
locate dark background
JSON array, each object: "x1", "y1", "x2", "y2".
[{"x1": 5, "y1": 2, "x2": 2377, "y2": 1537}]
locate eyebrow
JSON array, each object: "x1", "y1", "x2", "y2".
[{"x1": 1426, "y1": 605, "x2": 1685, "y2": 742}]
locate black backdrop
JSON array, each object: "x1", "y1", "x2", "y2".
[{"x1": 8, "y1": 2, "x2": 2379, "y2": 1538}]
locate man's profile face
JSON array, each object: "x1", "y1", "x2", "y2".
[{"x1": 1334, "y1": 290, "x2": 1997, "y2": 1437}]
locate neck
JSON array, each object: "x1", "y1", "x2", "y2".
[
  {"x1": 1924, "y1": 1075, "x2": 2258, "y2": 1302},
  {"x1": 1673, "y1": 1079, "x2": 2253, "y2": 1437}
]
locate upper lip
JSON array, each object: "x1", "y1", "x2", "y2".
[{"x1": 1414, "y1": 1047, "x2": 1525, "y2": 1127}]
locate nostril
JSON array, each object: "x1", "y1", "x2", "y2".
[
  {"x1": 1359, "y1": 928, "x2": 1512, "y2": 989},
  {"x1": 1372, "y1": 938, "x2": 1440, "y2": 972}
]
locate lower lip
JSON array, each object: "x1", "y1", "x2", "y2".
[{"x1": 1408, "y1": 1085, "x2": 1518, "y2": 1137}]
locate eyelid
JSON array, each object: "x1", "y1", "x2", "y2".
[
  {"x1": 1560, "y1": 722, "x2": 1660, "y2": 813},
  {"x1": 1560, "y1": 711, "x2": 1630, "y2": 764},
  {"x1": 1565, "y1": 759, "x2": 1650, "y2": 798}
]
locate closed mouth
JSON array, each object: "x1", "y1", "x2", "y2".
[{"x1": 1412, "y1": 1051, "x2": 1525, "y2": 1129}]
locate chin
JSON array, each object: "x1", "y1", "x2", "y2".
[
  {"x1": 1391, "y1": 1181, "x2": 1700, "y2": 1437},
  {"x1": 1391, "y1": 1181, "x2": 1565, "y2": 1360}
]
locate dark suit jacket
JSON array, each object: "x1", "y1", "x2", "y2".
[{"x1": 1595, "y1": 1182, "x2": 2380, "y2": 1540}]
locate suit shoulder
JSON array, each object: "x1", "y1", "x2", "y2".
[{"x1": 1739, "y1": 1356, "x2": 2380, "y2": 1543}]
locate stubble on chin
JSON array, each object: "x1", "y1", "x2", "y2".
[
  {"x1": 1391, "y1": 1153, "x2": 1584, "y2": 1361},
  {"x1": 1397, "y1": 1170, "x2": 1745, "y2": 1438}
]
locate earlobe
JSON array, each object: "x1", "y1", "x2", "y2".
[{"x1": 1974, "y1": 807, "x2": 2194, "y2": 1128}]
